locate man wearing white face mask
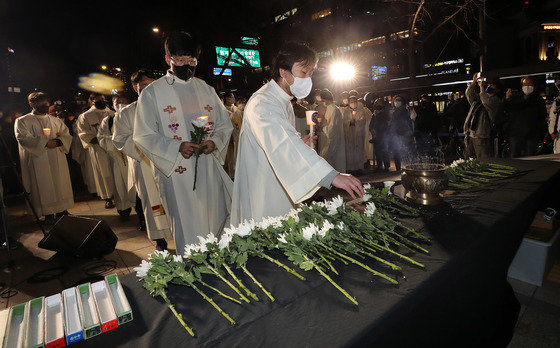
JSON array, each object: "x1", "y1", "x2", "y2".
[
  {"x1": 231, "y1": 42, "x2": 364, "y2": 226},
  {"x1": 342, "y1": 93, "x2": 366, "y2": 173},
  {"x1": 504, "y1": 76, "x2": 547, "y2": 157}
]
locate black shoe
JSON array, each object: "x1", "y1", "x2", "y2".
[
  {"x1": 155, "y1": 238, "x2": 168, "y2": 251},
  {"x1": 105, "y1": 200, "x2": 115, "y2": 209},
  {"x1": 138, "y1": 220, "x2": 147, "y2": 231},
  {"x1": 1, "y1": 238, "x2": 23, "y2": 250},
  {"x1": 118, "y1": 208, "x2": 131, "y2": 221}
]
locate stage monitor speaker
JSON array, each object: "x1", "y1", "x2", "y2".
[{"x1": 38, "y1": 215, "x2": 118, "y2": 258}]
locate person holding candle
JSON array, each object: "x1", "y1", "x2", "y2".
[
  {"x1": 133, "y1": 31, "x2": 233, "y2": 256},
  {"x1": 231, "y1": 42, "x2": 363, "y2": 226},
  {"x1": 14, "y1": 92, "x2": 74, "y2": 224}
]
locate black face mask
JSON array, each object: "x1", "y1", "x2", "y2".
[
  {"x1": 35, "y1": 104, "x2": 49, "y2": 114},
  {"x1": 172, "y1": 64, "x2": 196, "y2": 81},
  {"x1": 94, "y1": 100, "x2": 106, "y2": 109}
]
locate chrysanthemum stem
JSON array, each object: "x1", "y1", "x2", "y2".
[
  {"x1": 223, "y1": 263, "x2": 259, "y2": 301},
  {"x1": 198, "y1": 280, "x2": 242, "y2": 305},
  {"x1": 191, "y1": 283, "x2": 236, "y2": 325},
  {"x1": 204, "y1": 261, "x2": 250, "y2": 303},
  {"x1": 303, "y1": 255, "x2": 358, "y2": 306},
  {"x1": 242, "y1": 266, "x2": 275, "y2": 301},
  {"x1": 260, "y1": 254, "x2": 306, "y2": 281},
  {"x1": 161, "y1": 290, "x2": 196, "y2": 336}
]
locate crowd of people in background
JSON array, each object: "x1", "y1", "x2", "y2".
[{"x1": 1, "y1": 49, "x2": 559, "y2": 249}]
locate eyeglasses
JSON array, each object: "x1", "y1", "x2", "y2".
[{"x1": 169, "y1": 56, "x2": 197, "y2": 66}]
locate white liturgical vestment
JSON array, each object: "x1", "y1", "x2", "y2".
[
  {"x1": 15, "y1": 112, "x2": 74, "y2": 216},
  {"x1": 231, "y1": 80, "x2": 334, "y2": 226},
  {"x1": 134, "y1": 73, "x2": 233, "y2": 255}
]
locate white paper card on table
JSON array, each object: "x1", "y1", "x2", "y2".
[
  {"x1": 105, "y1": 274, "x2": 133, "y2": 325},
  {"x1": 25, "y1": 296, "x2": 45, "y2": 348},
  {"x1": 44, "y1": 294, "x2": 65, "y2": 348},
  {"x1": 0, "y1": 308, "x2": 10, "y2": 347},
  {"x1": 4, "y1": 302, "x2": 28, "y2": 348},
  {"x1": 91, "y1": 280, "x2": 118, "y2": 333},
  {"x1": 76, "y1": 283, "x2": 101, "y2": 339},
  {"x1": 62, "y1": 288, "x2": 84, "y2": 345}
]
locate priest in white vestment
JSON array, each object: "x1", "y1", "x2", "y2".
[
  {"x1": 14, "y1": 92, "x2": 74, "y2": 221},
  {"x1": 342, "y1": 95, "x2": 367, "y2": 172},
  {"x1": 133, "y1": 31, "x2": 233, "y2": 255},
  {"x1": 98, "y1": 102, "x2": 135, "y2": 218},
  {"x1": 77, "y1": 94, "x2": 115, "y2": 208},
  {"x1": 113, "y1": 69, "x2": 172, "y2": 251},
  {"x1": 231, "y1": 42, "x2": 363, "y2": 225},
  {"x1": 359, "y1": 99, "x2": 374, "y2": 166},
  {"x1": 317, "y1": 89, "x2": 346, "y2": 173}
]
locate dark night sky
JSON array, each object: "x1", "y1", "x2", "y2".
[{"x1": 0, "y1": 0, "x2": 282, "y2": 100}]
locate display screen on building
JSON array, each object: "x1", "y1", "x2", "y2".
[
  {"x1": 241, "y1": 37, "x2": 258, "y2": 46},
  {"x1": 213, "y1": 67, "x2": 232, "y2": 76},
  {"x1": 215, "y1": 47, "x2": 261, "y2": 68},
  {"x1": 369, "y1": 66, "x2": 387, "y2": 80}
]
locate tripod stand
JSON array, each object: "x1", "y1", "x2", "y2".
[{"x1": 0, "y1": 134, "x2": 46, "y2": 270}]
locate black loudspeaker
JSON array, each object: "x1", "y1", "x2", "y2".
[{"x1": 38, "y1": 215, "x2": 118, "y2": 258}]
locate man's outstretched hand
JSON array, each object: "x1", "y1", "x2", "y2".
[{"x1": 332, "y1": 173, "x2": 364, "y2": 199}]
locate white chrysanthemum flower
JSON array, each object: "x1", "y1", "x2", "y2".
[
  {"x1": 337, "y1": 221, "x2": 345, "y2": 230},
  {"x1": 302, "y1": 223, "x2": 318, "y2": 241},
  {"x1": 258, "y1": 217, "x2": 272, "y2": 230},
  {"x1": 173, "y1": 255, "x2": 183, "y2": 262},
  {"x1": 278, "y1": 233, "x2": 287, "y2": 243},
  {"x1": 362, "y1": 193, "x2": 372, "y2": 202},
  {"x1": 318, "y1": 220, "x2": 335, "y2": 237},
  {"x1": 363, "y1": 183, "x2": 371, "y2": 190},
  {"x1": 326, "y1": 196, "x2": 344, "y2": 215},
  {"x1": 197, "y1": 243, "x2": 208, "y2": 253},
  {"x1": 155, "y1": 249, "x2": 170, "y2": 259},
  {"x1": 236, "y1": 221, "x2": 253, "y2": 237},
  {"x1": 287, "y1": 208, "x2": 301, "y2": 223},
  {"x1": 183, "y1": 244, "x2": 195, "y2": 258},
  {"x1": 218, "y1": 233, "x2": 233, "y2": 250},
  {"x1": 364, "y1": 202, "x2": 377, "y2": 217},
  {"x1": 271, "y1": 217, "x2": 283, "y2": 228},
  {"x1": 133, "y1": 260, "x2": 152, "y2": 278},
  {"x1": 192, "y1": 118, "x2": 208, "y2": 128}
]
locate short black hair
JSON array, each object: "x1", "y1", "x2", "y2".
[
  {"x1": 320, "y1": 89, "x2": 334, "y2": 101},
  {"x1": 164, "y1": 31, "x2": 200, "y2": 58},
  {"x1": 88, "y1": 92, "x2": 104, "y2": 102},
  {"x1": 131, "y1": 69, "x2": 157, "y2": 85},
  {"x1": 271, "y1": 42, "x2": 317, "y2": 81},
  {"x1": 28, "y1": 92, "x2": 48, "y2": 105}
]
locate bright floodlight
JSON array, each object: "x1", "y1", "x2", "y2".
[
  {"x1": 331, "y1": 62, "x2": 355, "y2": 81},
  {"x1": 101, "y1": 65, "x2": 107, "y2": 70},
  {"x1": 152, "y1": 27, "x2": 160, "y2": 33}
]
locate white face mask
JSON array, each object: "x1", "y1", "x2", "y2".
[
  {"x1": 394, "y1": 101, "x2": 402, "y2": 108},
  {"x1": 349, "y1": 103, "x2": 357, "y2": 109},
  {"x1": 315, "y1": 96, "x2": 322, "y2": 102},
  {"x1": 522, "y1": 86, "x2": 534, "y2": 95},
  {"x1": 284, "y1": 72, "x2": 313, "y2": 99},
  {"x1": 342, "y1": 98, "x2": 349, "y2": 105},
  {"x1": 237, "y1": 103, "x2": 245, "y2": 110}
]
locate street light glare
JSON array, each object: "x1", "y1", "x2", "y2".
[
  {"x1": 152, "y1": 27, "x2": 159, "y2": 33},
  {"x1": 101, "y1": 65, "x2": 107, "y2": 70},
  {"x1": 331, "y1": 62, "x2": 355, "y2": 81}
]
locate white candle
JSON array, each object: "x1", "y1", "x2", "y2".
[
  {"x1": 43, "y1": 128, "x2": 51, "y2": 136},
  {"x1": 305, "y1": 111, "x2": 317, "y2": 150}
]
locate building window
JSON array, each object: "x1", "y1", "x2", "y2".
[{"x1": 312, "y1": 8, "x2": 331, "y2": 20}]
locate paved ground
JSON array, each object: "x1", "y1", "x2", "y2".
[{"x1": 0, "y1": 166, "x2": 558, "y2": 347}]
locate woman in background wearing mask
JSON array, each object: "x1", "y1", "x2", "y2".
[
  {"x1": 503, "y1": 76, "x2": 548, "y2": 157},
  {"x1": 388, "y1": 95, "x2": 412, "y2": 171}
]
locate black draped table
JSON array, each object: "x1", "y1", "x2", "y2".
[{"x1": 74, "y1": 159, "x2": 560, "y2": 347}]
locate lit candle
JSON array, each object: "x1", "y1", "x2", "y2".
[
  {"x1": 43, "y1": 128, "x2": 51, "y2": 136},
  {"x1": 305, "y1": 111, "x2": 317, "y2": 149}
]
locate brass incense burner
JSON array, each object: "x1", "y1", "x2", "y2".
[{"x1": 401, "y1": 163, "x2": 448, "y2": 205}]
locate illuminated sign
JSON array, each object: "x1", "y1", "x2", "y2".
[
  {"x1": 213, "y1": 67, "x2": 232, "y2": 76},
  {"x1": 215, "y1": 47, "x2": 261, "y2": 68},
  {"x1": 241, "y1": 37, "x2": 258, "y2": 46},
  {"x1": 543, "y1": 25, "x2": 560, "y2": 30},
  {"x1": 424, "y1": 58, "x2": 464, "y2": 69},
  {"x1": 369, "y1": 66, "x2": 387, "y2": 80}
]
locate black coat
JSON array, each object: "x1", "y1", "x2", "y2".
[{"x1": 503, "y1": 92, "x2": 547, "y2": 139}]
